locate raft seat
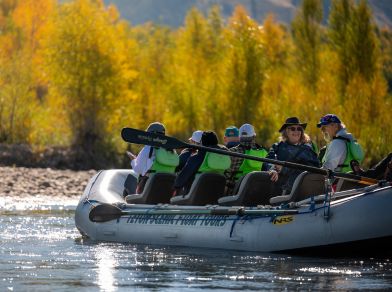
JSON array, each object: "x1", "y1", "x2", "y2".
[
  {"x1": 170, "y1": 173, "x2": 226, "y2": 206},
  {"x1": 218, "y1": 171, "x2": 272, "y2": 206},
  {"x1": 125, "y1": 173, "x2": 176, "y2": 204},
  {"x1": 269, "y1": 171, "x2": 326, "y2": 205},
  {"x1": 123, "y1": 173, "x2": 138, "y2": 196}
]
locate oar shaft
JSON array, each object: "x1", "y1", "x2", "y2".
[{"x1": 121, "y1": 127, "x2": 378, "y2": 185}]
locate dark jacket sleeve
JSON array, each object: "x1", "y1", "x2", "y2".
[
  {"x1": 174, "y1": 151, "x2": 206, "y2": 189},
  {"x1": 295, "y1": 145, "x2": 321, "y2": 167},
  {"x1": 175, "y1": 149, "x2": 192, "y2": 173}
]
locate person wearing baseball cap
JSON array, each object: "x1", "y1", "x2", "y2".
[
  {"x1": 225, "y1": 123, "x2": 268, "y2": 193},
  {"x1": 317, "y1": 114, "x2": 362, "y2": 173},
  {"x1": 175, "y1": 130, "x2": 204, "y2": 173},
  {"x1": 128, "y1": 122, "x2": 179, "y2": 194},
  {"x1": 189, "y1": 130, "x2": 203, "y2": 144},
  {"x1": 173, "y1": 131, "x2": 227, "y2": 197},
  {"x1": 223, "y1": 126, "x2": 240, "y2": 148}
]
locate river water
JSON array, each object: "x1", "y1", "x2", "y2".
[{"x1": 1, "y1": 194, "x2": 392, "y2": 291}]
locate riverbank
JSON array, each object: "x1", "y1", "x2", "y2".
[
  {"x1": 0, "y1": 166, "x2": 96, "y2": 197},
  {"x1": 0, "y1": 143, "x2": 127, "y2": 170}
]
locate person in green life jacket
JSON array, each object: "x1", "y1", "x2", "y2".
[
  {"x1": 267, "y1": 117, "x2": 320, "y2": 196},
  {"x1": 317, "y1": 114, "x2": 363, "y2": 173},
  {"x1": 129, "y1": 122, "x2": 179, "y2": 194},
  {"x1": 173, "y1": 131, "x2": 228, "y2": 197},
  {"x1": 226, "y1": 123, "x2": 268, "y2": 194}
]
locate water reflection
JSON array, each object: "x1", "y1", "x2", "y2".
[
  {"x1": 95, "y1": 245, "x2": 117, "y2": 292},
  {"x1": 1, "y1": 194, "x2": 392, "y2": 291}
]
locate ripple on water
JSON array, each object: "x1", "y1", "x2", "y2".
[
  {"x1": 1, "y1": 195, "x2": 392, "y2": 291},
  {"x1": 0, "y1": 194, "x2": 79, "y2": 214}
]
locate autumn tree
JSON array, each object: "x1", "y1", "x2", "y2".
[
  {"x1": 378, "y1": 27, "x2": 392, "y2": 92},
  {"x1": 225, "y1": 6, "x2": 264, "y2": 127},
  {"x1": 329, "y1": 0, "x2": 379, "y2": 94},
  {"x1": 131, "y1": 24, "x2": 174, "y2": 129},
  {"x1": 43, "y1": 0, "x2": 136, "y2": 168},
  {"x1": 167, "y1": 7, "x2": 228, "y2": 137},
  {"x1": 292, "y1": 0, "x2": 323, "y2": 93},
  {"x1": 259, "y1": 14, "x2": 291, "y2": 144},
  {"x1": 0, "y1": 0, "x2": 54, "y2": 143},
  {"x1": 329, "y1": 0, "x2": 388, "y2": 162}
]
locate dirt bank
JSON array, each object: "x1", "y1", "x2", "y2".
[
  {"x1": 0, "y1": 166, "x2": 97, "y2": 197},
  {"x1": 0, "y1": 143, "x2": 128, "y2": 170}
]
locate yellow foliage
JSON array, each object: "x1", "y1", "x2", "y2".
[
  {"x1": 12, "y1": 0, "x2": 55, "y2": 51},
  {"x1": 0, "y1": 0, "x2": 390, "y2": 167}
]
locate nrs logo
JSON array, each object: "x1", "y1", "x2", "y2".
[{"x1": 272, "y1": 215, "x2": 294, "y2": 225}]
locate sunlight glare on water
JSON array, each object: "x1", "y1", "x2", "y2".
[
  {"x1": 95, "y1": 246, "x2": 117, "y2": 292},
  {"x1": 0, "y1": 194, "x2": 78, "y2": 212},
  {"x1": 0, "y1": 194, "x2": 392, "y2": 291}
]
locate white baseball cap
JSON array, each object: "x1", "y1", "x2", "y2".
[
  {"x1": 239, "y1": 123, "x2": 256, "y2": 137},
  {"x1": 189, "y1": 130, "x2": 203, "y2": 143}
]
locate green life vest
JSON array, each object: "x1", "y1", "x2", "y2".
[
  {"x1": 149, "y1": 147, "x2": 179, "y2": 173},
  {"x1": 235, "y1": 148, "x2": 268, "y2": 179},
  {"x1": 198, "y1": 152, "x2": 231, "y2": 174},
  {"x1": 311, "y1": 141, "x2": 319, "y2": 155},
  {"x1": 322, "y1": 137, "x2": 364, "y2": 173}
]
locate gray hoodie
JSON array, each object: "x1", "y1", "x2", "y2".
[{"x1": 322, "y1": 128, "x2": 354, "y2": 171}]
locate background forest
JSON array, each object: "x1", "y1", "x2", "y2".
[{"x1": 0, "y1": 0, "x2": 391, "y2": 169}]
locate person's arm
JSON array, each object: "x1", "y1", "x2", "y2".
[
  {"x1": 173, "y1": 152, "x2": 205, "y2": 189},
  {"x1": 176, "y1": 149, "x2": 192, "y2": 173},
  {"x1": 126, "y1": 151, "x2": 136, "y2": 160},
  {"x1": 265, "y1": 143, "x2": 281, "y2": 181},
  {"x1": 131, "y1": 146, "x2": 152, "y2": 176},
  {"x1": 265, "y1": 143, "x2": 280, "y2": 171},
  {"x1": 322, "y1": 140, "x2": 347, "y2": 171}
]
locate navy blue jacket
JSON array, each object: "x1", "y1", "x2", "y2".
[
  {"x1": 175, "y1": 148, "x2": 195, "y2": 173},
  {"x1": 173, "y1": 145, "x2": 225, "y2": 195},
  {"x1": 266, "y1": 141, "x2": 320, "y2": 194},
  {"x1": 173, "y1": 150, "x2": 207, "y2": 193}
]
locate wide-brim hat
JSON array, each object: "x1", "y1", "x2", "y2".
[{"x1": 279, "y1": 117, "x2": 307, "y2": 132}]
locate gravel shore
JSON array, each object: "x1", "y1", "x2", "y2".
[{"x1": 0, "y1": 166, "x2": 97, "y2": 197}]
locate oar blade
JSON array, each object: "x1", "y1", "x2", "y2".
[
  {"x1": 89, "y1": 204, "x2": 124, "y2": 223},
  {"x1": 121, "y1": 127, "x2": 188, "y2": 149}
]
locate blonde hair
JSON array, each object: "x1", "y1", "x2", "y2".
[{"x1": 280, "y1": 128, "x2": 311, "y2": 144}]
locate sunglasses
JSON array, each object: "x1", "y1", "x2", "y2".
[{"x1": 287, "y1": 126, "x2": 303, "y2": 132}]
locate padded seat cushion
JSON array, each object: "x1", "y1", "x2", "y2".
[
  {"x1": 218, "y1": 171, "x2": 272, "y2": 206},
  {"x1": 126, "y1": 173, "x2": 176, "y2": 204},
  {"x1": 269, "y1": 171, "x2": 326, "y2": 205},
  {"x1": 170, "y1": 173, "x2": 226, "y2": 206}
]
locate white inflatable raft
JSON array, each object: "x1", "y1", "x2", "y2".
[{"x1": 75, "y1": 169, "x2": 392, "y2": 254}]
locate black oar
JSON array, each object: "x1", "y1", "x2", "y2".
[
  {"x1": 121, "y1": 127, "x2": 378, "y2": 185},
  {"x1": 89, "y1": 203, "x2": 298, "y2": 223}
]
